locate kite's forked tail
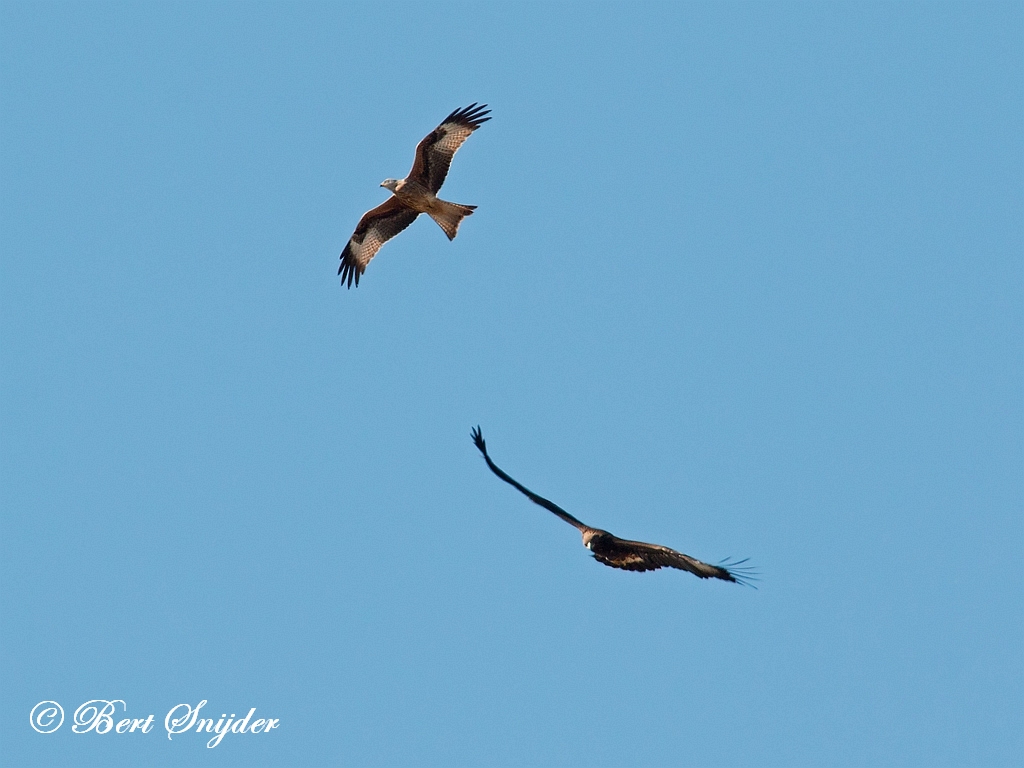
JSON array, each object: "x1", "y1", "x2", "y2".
[{"x1": 429, "y1": 201, "x2": 476, "y2": 240}]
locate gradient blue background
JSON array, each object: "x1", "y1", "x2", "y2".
[{"x1": 2, "y1": 3, "x2": 1021, "y2": 766}]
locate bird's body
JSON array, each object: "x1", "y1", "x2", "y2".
[
  {"x1": 471, "y1": 426, "x2": 756, "y2": 585},
  {"x1": 339, "y1": 104, "x2": 491, "y2": 288},
  {"x1": 382, "y1": 177, "x2": 475, "y2": 240}
]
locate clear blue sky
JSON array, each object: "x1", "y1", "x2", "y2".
[{"x1": 2, "y1": 3, "x2": 1021, "y2": 766}]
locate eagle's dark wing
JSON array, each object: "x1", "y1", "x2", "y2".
[
  {"x1": 471, "y1": 426, "x2": 589, "y2": 532},
  {"x1": 591, "y1": 534, "x2": 757, "y2": 585},
  {"x1": 339, "y1": 197, "x2": 420, "y2": 288},
  {"x1": 471, "y1": 426, "x2": 756, "y2": 586},
  {"x1": 409, "y1": 104, "x2": 491, "y2": 194}
]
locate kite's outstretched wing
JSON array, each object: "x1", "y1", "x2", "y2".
[
  {"x1": 410, "y1": 104, "x2": 491, "y2": 193},
  {"x1": 339, "y1": 198, "x2": 420, "y2": 288}
]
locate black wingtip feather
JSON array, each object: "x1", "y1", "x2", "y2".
[
  {"x1": 717, "y1": 557, "x2": 760, "y2": 588},
  {"x1": 338, "y1": 245, "x2": 362, "y2": 289},
  {"x1": 471, "y1": 425, "x2": 486, "y2": 454},
  {"x1": 445, "y1": 103, "x2": 491, "y2": 129}
]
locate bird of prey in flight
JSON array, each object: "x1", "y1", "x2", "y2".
[
  {"x1": 471, "y1": 427, "x2": 756, "y2": 585},
  {"x1": 339, "y1": 104, "x2": 491, "y2": 288}
]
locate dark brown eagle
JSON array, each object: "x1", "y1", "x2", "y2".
[
  {"x1": 339, "y1": 104, "x2": 491, "y2": 288},
  {"x1": 471, "y1": 427, "x2": 756, "y2": 585}
]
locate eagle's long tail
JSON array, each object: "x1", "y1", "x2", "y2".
[{"x1": 429, "y1": 201, "x2": 476, "y2": 240}]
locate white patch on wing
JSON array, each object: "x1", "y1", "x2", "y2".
[
  {"x1": 352, "y1": 231, "x2": 384, "y2": 266},
  {"x1": 435, "y1": 127, "x2": 472, "y2": 156}
]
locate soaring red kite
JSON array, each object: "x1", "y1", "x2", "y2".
[
  {"x1": 471, "y1": 427, "x2": 756, "y2": 585},
  {"x1": 339, "y1": 104, "x2": 491, "y2": 288}
]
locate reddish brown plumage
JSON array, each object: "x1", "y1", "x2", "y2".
[{"x1": 338, "y1": 104, "x2": 490, "y2": 288}]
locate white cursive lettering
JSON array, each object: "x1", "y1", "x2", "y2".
[
  {"x1": 73, "y1": 700, "x2": 125, "y2": 734},
  {"x1": 164, "y1": 699, "x2": 206, "y2": 740},
  {"x1": 29, "y1": 701, "x2": 64, "y2": 734}
]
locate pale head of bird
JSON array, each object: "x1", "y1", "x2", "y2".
[{"x1": 380, "y1": 178, "x2": 400, "y2": 192}]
